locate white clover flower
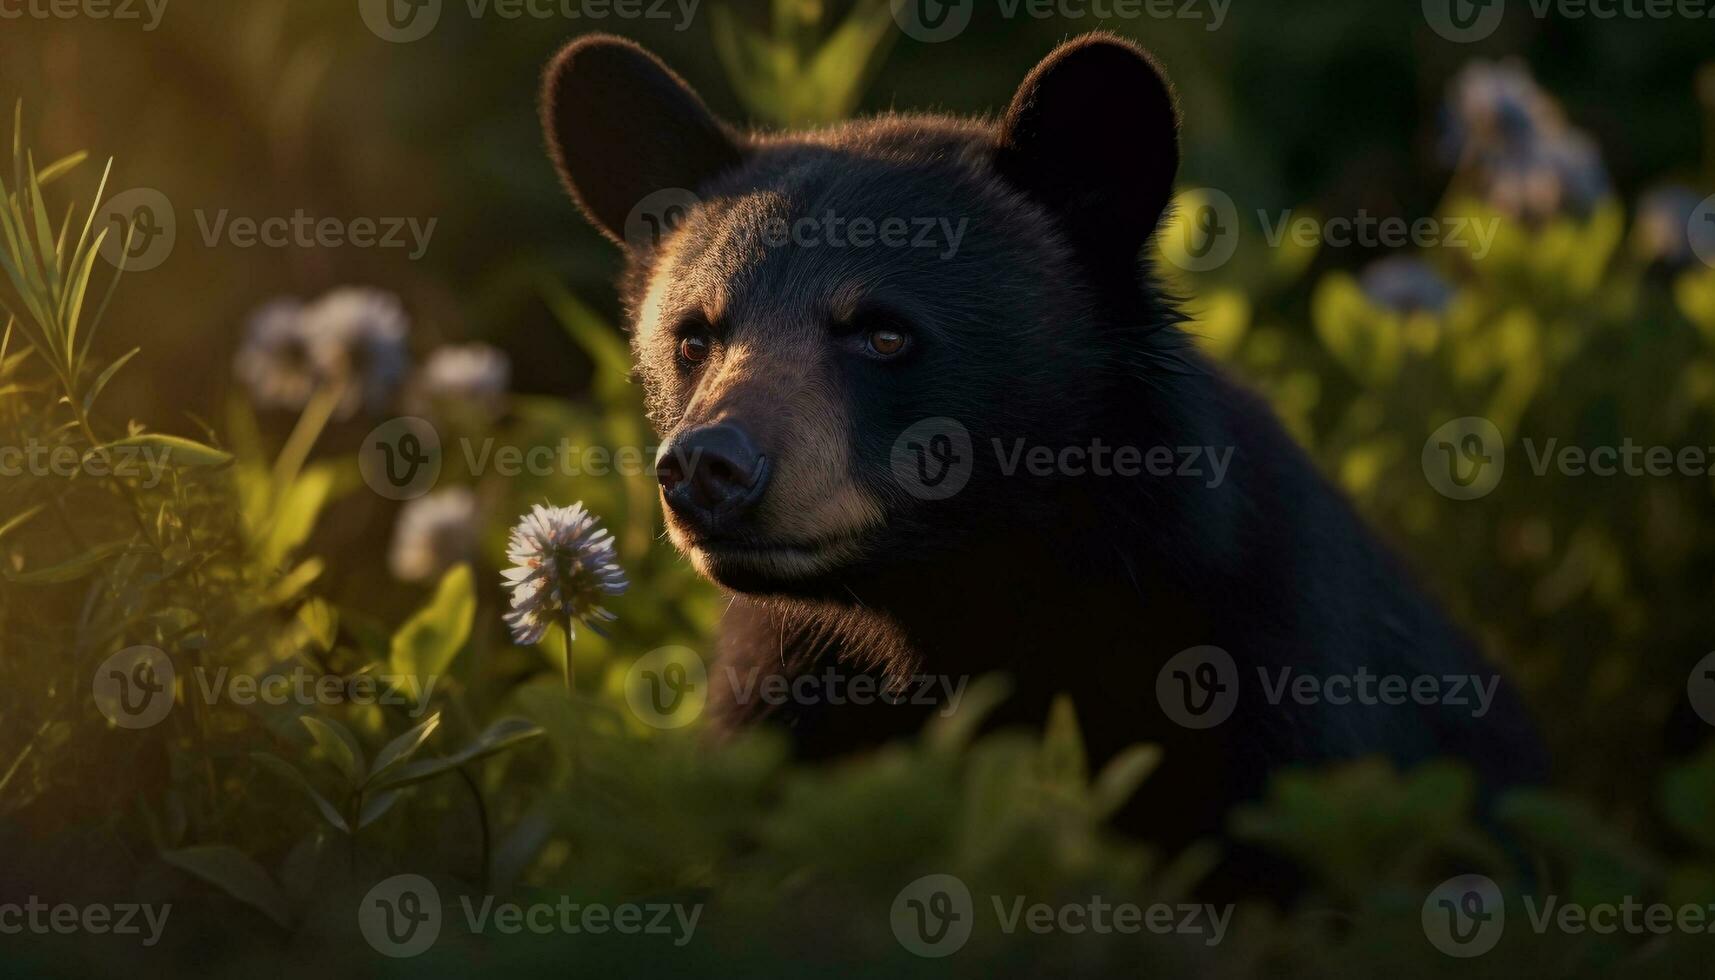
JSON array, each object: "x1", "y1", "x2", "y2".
[
  {"x1": 299, "y1": 287, "x2": 411, "y2": 419},
  {"x1": 234, "y1": 298, "x2": 317, "y2": 411},
  {"x1": 389, "y1": 487, "x2": 481, "y2": 582},
  {"x1": 500, "y1": 502, "x2": 628, "y2": 648},
  {"x1": 412, "y1": 343, "x2": 511, "y2": 417},
  {"x1": 232, "y1": 287, "x2": 412, "y2": 418}
]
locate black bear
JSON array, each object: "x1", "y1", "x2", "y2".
[{"x1": 539, "y1": 32, "x2": 1546, "y2": 860}]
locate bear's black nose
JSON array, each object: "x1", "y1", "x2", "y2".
[{"x1": 657, "y1": 423, "x2": 770, "y2": 532}]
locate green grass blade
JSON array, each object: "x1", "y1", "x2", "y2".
[
  {"x1": 26, "y1": 152, "x2": 61, "y2": 298},
  {"x1": 76, "y1": 224, "x2": 127, "y2": 377},
  {"x1": 63, "y1": 225, "x2": 103, "y2": 362},
  {"x1": 36, "y1": 150, "x2": 86, "y2": 187}
]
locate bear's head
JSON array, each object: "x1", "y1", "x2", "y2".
[{"x1": 542, "y1": 32, "x2": 1183, "y2": 598}]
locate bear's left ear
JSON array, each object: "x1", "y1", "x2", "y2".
[{"x1": 994, "y1": 34, "x2": 1180, "y2": 275}]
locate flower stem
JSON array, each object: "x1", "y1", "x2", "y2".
[{"x1": 562, "y1": 614, "x2": 575, "y2": 697}]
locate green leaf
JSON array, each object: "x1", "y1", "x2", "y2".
[
  {"x1": 160, "y1": 845, "x2": 291, "y2": 928},
  {"x1": 34, "y1": 150, "x2": 86, "y2": 187},
  {"x1": 3, "y1": 538, "x2": 129, "y2": 584},
  {"x1": 357, "y1": 789, "x2": 403, "y2": 829},
  {"x1": 1091, "y1": 744, "x2": 1163, "y2": 819},
  {"x1": 366, "y1": 713, "x2": 442, "y2": 786},
  {"x1": 251, "y1": 753, "x2": 349, "y2": 832},
  {"x1": 86, "y1": 432, "x2": 233, "y2": 470},
  {"x1": 1039, "y1": 695, "x2": 1088, "y2": 788},
  {"x1": 376, "y1": 718, "x2": 544, "y2": 791},
  {"x1": 299, "y1": 716, "x2": 366, "y2": 787},
  {"x1": 541, "y1": 278, "x2": 633, "y2": 401},
  {"x1": 81, "y1": 346, "x2": 139, "y2": 413},
  {"x1": 0, "y1": 503, "x2": 44, "y2": 543},
  {"x1": 388, "y1": 563, "x2": 475, "y2": 704},
  {"x1": 258, "y1": 464, "x2": 334, "y2": 567},
  {"x1": 924, "y1": 674, "x2": 1011, "y2": 754}
]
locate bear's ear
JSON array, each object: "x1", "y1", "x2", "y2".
[
  {"x1": 993, "y1": 34, "x2": 1180, "y2": 275},
  {"x1": 541, "y1": 34, "x2": 744, "y2": 247}
]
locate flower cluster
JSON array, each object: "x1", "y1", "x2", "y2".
[
  {"x1": 234, "y1": 287, "x2": 411, "y2": 419},
  {"x1": 1359, "y1": 257, "x2": 1455, "y2": 315},
  {"x1": 1442, "y1": 60, "x2": 1609, "y2": 222},
  {"x1": 388, "y1": 487, "x2": 482, "y2": 582},
  {"x1": 499, "y1": 502, "x2": 628, "y2": 647},
  {"x1": 408, "y1": 342, "x2": 511, "y2": 418}
]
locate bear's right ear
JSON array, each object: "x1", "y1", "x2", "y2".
[{"x1": 540, "y1": 35, "x2": 744, "y2": 247}]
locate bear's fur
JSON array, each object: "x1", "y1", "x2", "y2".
[{"x1": 540, "y1": 32, "x2": 1547, "y2": 861}]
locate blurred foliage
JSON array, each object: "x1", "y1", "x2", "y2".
[{"x1": 3, "y1": 1, "x2": 1715, "y2": 977}]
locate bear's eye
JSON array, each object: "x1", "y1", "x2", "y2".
[
  {"x1": 866, "y1": 328, "x2": 908, "y2": 358},
  {"x1": 678, "y1": 333, "x2": 713, "y2": 365}
]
